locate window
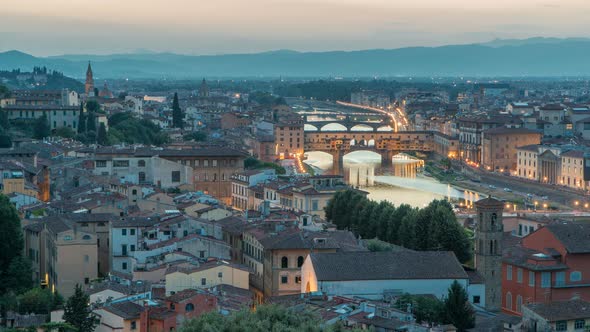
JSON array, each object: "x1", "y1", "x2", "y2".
[
  {"x1": 281, "y1": 276, "x2": 288, "y2": 284},
  {"x1": 575, "y1": 319, "x2": 585, "y2": 329},
  {"x1": 122, "y1": 229, "x2": 127, "y2": 236},
  {"x1": 83, "y1": 235, "x2": 91, "y2": 240},
  {"x1": 556, "y1": 321, "x2": 567, "y2": 331},
  {"x1": 122, "y1": 262, "x2": 128, "y2": 270},
  {"x1": 130, "y1": 229, "x2": 136, "y2": 236},
  {"x1": 139, "y1": 172, "x2": 146, "y2": 183},
  {"x1": 473, "y1": 296, "x2": 480, "y2": 304},
  {"x1": 541, "y1": 272, "x2": 551, "y2": 288},
  {"x1": 113, "y1": 160, "x2": 130, "y2": 167},
  {"x1": 130, "y1": 245, "x2": 136, "y2": 252},
  {"x1": 517, "y1": 268, "x2": 523, "y2": 283},
  {"x1": 204, "y1": 160, "x2": 209, "y2": 167},
  {"x1": 529, "y1": 271, "x2": 535, "y2": 286},
  {"x1": 506, "y1": 265, "x2": 512, "y2": 280},
  {"x1": 295, "y1": 276, "x2": 301, "y2": 284},
  {"x1": 185, "y1": 303, "x2": 194, "y2": 312},
  {"x1": 131, "y1": 321, "x2": 137, "y2": 330},
  {"x1": 505, "y1": 292, "x2": 512, "y2": 310},
  {"x1": 201, "y1": 278, "x2": 206, "y2": 286},
  {"x1": 281, "y1": 256, "x2": 288, "y2": 268},
  {"x1": 311, "y1": 200, "x2": 319, "y2": 211},
  {"x1": 297, "y1": 256, "x2": 304, "y2": 268},
  {"x1": 171, "y1": 171, "x2": 181, "y2": 182},
  {"x1": 571, "y1": 271, "x2": 582, "y2": 282},
  {"x1": 138, "y1": 160, "x2": 146, "y2": 167},
  {"x1": 556, "y1": 271, "x2": 566, "y2": 286},
  {"x1": 96, "y1": 160, "x2": 107, "y2": 168},
  {"x1": 84, "y1": 255, "x2": 89, "y2": 262},
  {"x1": 199, "y1": 250, "x2": 205, "y2": 258},
  {"x1": 218, "y1": 272, "x2": 223, "y2": 278},
  {"x1": 212, "y1": 160, "x2": 217, "y2": 167},
  {"x1": 64, "y1": 235, "x2": 73, "y2": 241},
  {"x1": 84, "y1": 277, "x2": 89, "y2": 284},
  {"x1": 516, "y1": 295, "x2": 522, "y2": 313}
]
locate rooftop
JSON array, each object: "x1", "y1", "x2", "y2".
[{"x1": 309, "y1": 251, "x2": 467, "y2": 281}]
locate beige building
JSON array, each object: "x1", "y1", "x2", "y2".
[
  {"x1": 273, "y1": 111, "x2": 304, "y2": 159},
  {"x1": 516, "y1": 145, "x2": 540, "y2": 180},
  {"x1": 24, "y1": 218, "x2": 98, "y2": 297},
  {"x1": 165, "y1": 260, "x2": 249, "y2": 295},
  {"x1": 94, "y1": 302, "x2": 143, "y2": 332},
  {"x1": 259, "y1": 230, "x2": 363, "y2": 298},
  {"x1": 482, "y1": 127, "x2": 542, "y2": 172},
  {"x1": 522, "y1": 300, "x2": 590, "y2": 332},
  {"x1": 560, "y1": 150, "x2": 586, "y2": 190}
]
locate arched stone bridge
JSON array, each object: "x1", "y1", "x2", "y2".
[
  {"x1": 304, "y1": 131, "x2": 438, "y2": 171},
  {"x1": 303, "y1": 114, "x2": 394, "y2": 132}
]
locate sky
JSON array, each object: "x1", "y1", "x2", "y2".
[{"x1": 1, "y1": 0, "x2": 590, "y2": 56}]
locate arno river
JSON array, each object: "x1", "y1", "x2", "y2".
[{"x1": 304, "y1": 150, "x2": 481, "y2": 208}]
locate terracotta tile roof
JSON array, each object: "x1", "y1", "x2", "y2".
[
  {"x1": 309, "y1": 251, "x2": 467, "y2": 281},
  {"x1": 525, "y1": 300, "x2": 590, "y2": 321}
]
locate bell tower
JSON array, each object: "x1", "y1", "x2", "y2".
[
  {"x1": 474, "y1": 196, "x2": 504, "y2": 312},
  {"x1": 85, "y1": 62, "x2": 95, "y2": 96}
]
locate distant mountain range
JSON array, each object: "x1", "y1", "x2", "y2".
[{"x1": 1, "y1": 38, "x2": 590, "y2": 79}]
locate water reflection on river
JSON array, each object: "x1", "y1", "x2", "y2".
[{"x1": 304, "y1": 151, "x2": 480, "y2": 208}]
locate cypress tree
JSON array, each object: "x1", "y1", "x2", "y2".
[
  {"x1": 443, "y1": 281, "x2": 475, "y2": 331},
  {"x1": 77, "y1": 104, "x2": 86, "y2": 133},
  {"x1": 33, "y1": 114, "x2": 51, "y2": 139},
  {"x1": 97, "y1": 123, "x2": 108, "y2": 145},
  {"x1": 0, "y1": 194, "x2": 32, "y2": 294},
  {"x1": 172, "y1": 92, "x2": 183, "y2": 129},
  {"x1": 63, "y1": 285, "x2": 98, "y2": 332}
]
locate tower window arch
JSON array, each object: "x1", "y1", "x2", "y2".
[
  {"x1": 281, "y1": 256, "x2": 288, "y2": 268},
  {"x1": 491, "y1": 213, "x2": 497, "y2": 229},
  {"x1": 505, "y1": 292, "x2": 512, "y2": 310}
]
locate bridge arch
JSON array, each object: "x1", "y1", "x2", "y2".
[
  {"x1": 377, "y1": 125, "x2": 394, "y2": 132},
  {"x1": 350, "y1": 124, "x2": 374, "y2": 132},
  {"x1": 304, "y1": 124, "x2": 319, "y2": 131},
  {"x1": 320, "y1": 123, "x2": 347, "y2": 131}
]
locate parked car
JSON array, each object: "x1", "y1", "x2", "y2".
[
  {"x1": 503, "y1": 187, "x2": 512, "y2": 192},
  {"x1": 488, "y1": 185, "x2": 497, "y2": 189}
]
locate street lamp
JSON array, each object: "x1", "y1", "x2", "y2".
[
  {"x1": 575, "y1": 201, "x2": 580, "y2": 207},
  {"x1": 534, "y1": 201, "x2": 538, "y2": 211}
]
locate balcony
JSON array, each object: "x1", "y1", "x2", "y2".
[{"x1": 552, "y1": 279, "x2": 590, "y2": 289}]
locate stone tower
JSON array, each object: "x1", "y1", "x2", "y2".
[
  {"x1": 474, "y1": 196, "x2": 504, "y2": 312},
  {"x1": 198, "y1": 78, "x2": 210, "y2": 98},
  {"x1": 85, "y1": 62, "x2": 94, "y2": 96}
]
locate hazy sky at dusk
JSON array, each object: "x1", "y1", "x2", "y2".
[{"x1": 1, "y1": 0, "x2": 589, "y2": 56}]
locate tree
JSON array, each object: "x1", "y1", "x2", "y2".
[
  {"x1": 85, "y1": 100, "x2": 100, "y2": 113},
  {"x1": 63, "y1": 285, "x2": 98, "y2": 332},
  {"x1": 77, "y1": 105, "x2": 86, "y2": 134},
  {"x1": 172, "y1": 92, "x2": 183, "y2": 129},
  {"x1": 180, "y1": 304, "x2": 362, "y2": 332},
  {"x1": 86, "y1": 113, "x2": 96, "y2": 133},
  {"x1": 17, "y1": 288, "x2": 58, "y2": 314},
  {"x1": 443, "y1": 281, "x2": 475, "y2": 332},
  {"x1": 54, "y1": 127, "x2": 76, "y2": 139},
  {"x1": 0, "y1": 110, "x2": 9, "y2": 131},
  {"x1": 0, "y1": 194, "x2": 31, "y2": 295},
  {"x1": 97, "y1": 123, "x2": 108, "y2": 145},
  {"x1": 33, "y1": 114, "x2": 51, "y2": 139}
]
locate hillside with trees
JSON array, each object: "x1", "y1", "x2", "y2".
[{"x1": 325, "y1": 190, "x2": 472, "y2": 263}]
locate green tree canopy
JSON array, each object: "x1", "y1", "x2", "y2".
[
  {"x1": 443, "y1": 281, "x2": 475, "y2": 332},
  {"x1": 63, "y1": 285, "x2": 98, "y2": 332},
  {"x1": 97, "y1": 123, "x2": 108, "y2": 145},
  {"x1": 0, "y1": 194, "x2": 32, "y2": 295},
  {"x1": 17, "y1": 288, "x2": 62, "y2": 315},
  {"x1": 324, "y1": 190, "x2": 472, "y2": 263},
  {"x1": 33, "y1": 114, "x2": 51, "y2": 139},
  {"x1": 172, "y1": 92, "x2": 183, "y2": 129},
  {"x1": 180, "y1": 304, "x2": 363, "y2": 332}
]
